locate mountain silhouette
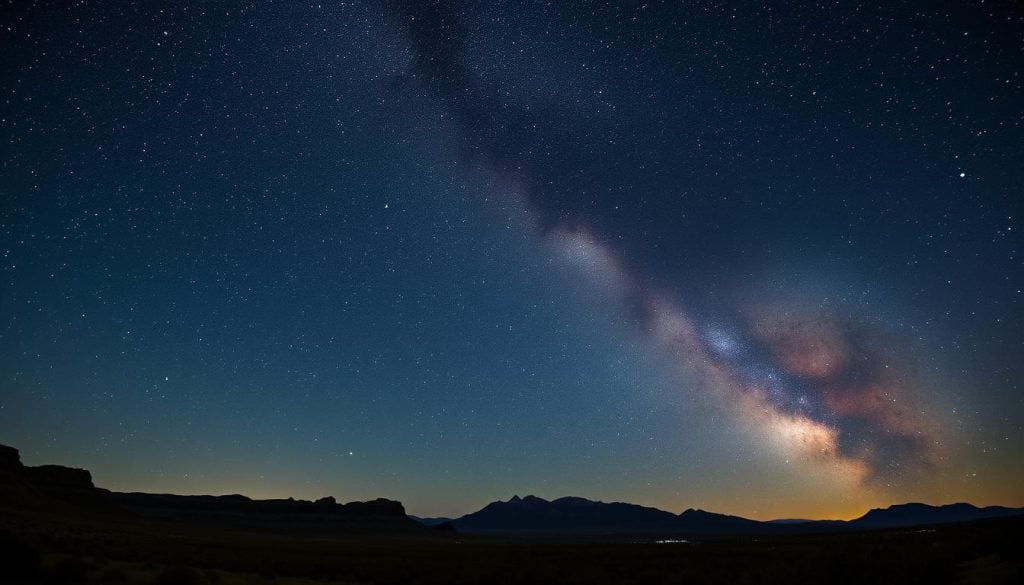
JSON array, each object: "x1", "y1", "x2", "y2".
[
  {"x1": 443, "y1": 494, "x2": 1024, "y2": 536},
  {"x1": 449, "y1": 495, "x2": 782, "y2": 535},
  {"x1": 0, "y1": 443, "x2": 422, "y2": 535},
  {"x1": 850, "y1": 502, "x2": 1024, "y2": 529},
  {"x1": 452, "y1": 495, "x2": 683, "y2": 534},
  {"x1": 676, "y1": 508, "x2": 765, "y2": 534},
  {"x1": 5, "y1": 443, "x2": 1023, "y2": 539}
]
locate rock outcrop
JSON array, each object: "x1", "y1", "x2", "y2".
[
  {"x1": 0, "y1": 443, "x2": 423, "y2": 535},
  {"x1": 0, "y1": 444, "x2": 21, "y2": 469},
  {"x1": 0, "y1": 444, "x2": 94, "y2": 495},
  {"x1": 23, "y1": 465, "x2": 94, "y2": 491}
]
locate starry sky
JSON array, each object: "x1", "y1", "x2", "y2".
[{"x1": 1, "y1": 1, "x2": 1022, "y2": 521}]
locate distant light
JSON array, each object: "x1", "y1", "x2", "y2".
[{"x1": 959, "y1": 172, "x2": 966, "y2": 178}]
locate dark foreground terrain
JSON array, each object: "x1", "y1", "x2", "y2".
[
  {"x1": 2, "y1": 444, "x2": 1021, "y2": 584},
  {"x1": 3, "y1": 508, "x2": 1022, "y2": 585}
]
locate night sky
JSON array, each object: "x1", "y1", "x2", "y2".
[{"x1": 2, "y1": 1, "x2": 1022, "y2": 521}]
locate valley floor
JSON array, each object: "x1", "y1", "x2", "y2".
[{"x1": 2, "y1": 504, "x2": 1022, "y2": 585}]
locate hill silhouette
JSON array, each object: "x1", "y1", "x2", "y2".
[
  {"x1": 851, "y1": 502, "x2": 1024, "y2": 529},
  {"x1": 3, "y1": 442, "x2": 1024, "y2": 584},
  {"x1": 437, "y1": 494, "x2": 1024, "y2": 536},
  {"x1": 452, "y1": 494, "x2": 682, "y2": 534},
  {"x1": 4, "y1": 442, "x2": 1023, "y2": 538},
  {"x1": 0, "y1": 443, "x2": 423, "y2": 535}
]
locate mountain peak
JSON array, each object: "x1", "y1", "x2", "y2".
[
  {"x1": 454, "y1": 494, "x2": 684, "y2": 534},
  {"x1": 552, "y1": 496, "x2": 597, "y2": 506}
]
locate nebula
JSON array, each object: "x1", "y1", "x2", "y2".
[{"x1": 549, "y1": 231, "x2": 942, "y2": 486}]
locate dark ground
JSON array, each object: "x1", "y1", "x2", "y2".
[{"x1": 2, "y1": 499, "x2": 1022, "y2": 585}]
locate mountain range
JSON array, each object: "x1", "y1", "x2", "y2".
[
  {"x1": 418, "y1": 494, "x2": 1024, "y2": 536},
  {"x1": 3, "y1": 443, "x2": 1021, "y2": 538}
]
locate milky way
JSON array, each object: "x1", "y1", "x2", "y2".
[
  {"x1": 2, "y1": 0, "x2": 1020, "y2": 519},
  {"x1": 388, "y1": 1, "x2": 948, "y2": 488}
]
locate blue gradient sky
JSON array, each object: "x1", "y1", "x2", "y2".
[{"x1": 1, "y1": 1, "x2": 1021, "y2": 519}]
